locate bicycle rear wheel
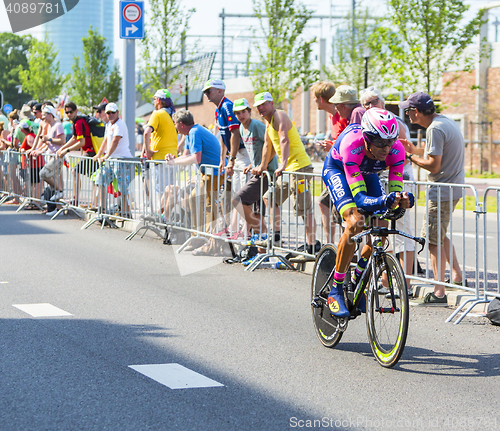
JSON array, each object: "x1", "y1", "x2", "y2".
[
  {"x1": 311, "y1": 244, "x2": 346, "y2": 348},
  {"x1": 366, "y1": 253, "x2": 409, "y2": 367}
]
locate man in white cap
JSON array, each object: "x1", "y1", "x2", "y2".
[
  {"x1": 253, "y1": 91, "x2": 319, "y2": 257},
  {"x1": 93, "y1": 103, "x2": 133, "y2": 217},
  {"x1": 329, "y1": 85, "x2": 365, "y2": 125},
  {"x1": 203, "y1": 79, "x2": 251, "y2": 239}
]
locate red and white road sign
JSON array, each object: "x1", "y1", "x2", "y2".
[{"x1": 123, "y1": 4, "x2": 141, "y2": 23}]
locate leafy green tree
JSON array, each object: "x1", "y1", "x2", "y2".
[
  {"x1": 371, "y1": 0, "x2": 484, "y2": 95},
  {"x1": 138, "y1": 0, "x2": 194, "y2": 99},
  {"x1": 19, "y1": 37, "x2": 65, "y2": 102},
  {"x1": 68, "y1": 27, "x2": 121, "y2": 108},
  {"x1": 0, "y1": 32, "x2": 33, "y2": 107},
  {"x1": 251, "y1": 0, "x2": 317, "y2": 106}
]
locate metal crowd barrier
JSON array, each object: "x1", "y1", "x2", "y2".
[{"x1": 1, "y1": 149, "x2": 498, "y2": 325}]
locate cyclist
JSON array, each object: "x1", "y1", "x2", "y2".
[{"x1": 322, "y1": 108, "x2": 414, "y2": 317}]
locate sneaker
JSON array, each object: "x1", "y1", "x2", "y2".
[
  {"x1": 377, "y1": 284, "x2": 390, "y2": 295},
  {"x1": 423, "y1": 292, "x2": 448, "y2": 305},
  {"x1": 445, "y1": 278, "x2": 469, "y2": 287},
  {"x1": 227, "y1": 231, "x2": 244, "y2": 241},
  {"x1": 247, "y1": 233, "x2": 268, "y2": 246},
  {"x1": 386, "y1": 286, "x2": 413, "y2": 299},
  {"x1": 50, "y1": 191, "x2": 64, "y2": 201},
  {"x1": 214, "y1": 227, "x2": 230, "y2": 237},
  {"x1": 306, "y1": 240, "x2": 322, "y2": 255},
  {"x1": 46, "y1": 209, "x2": 58, "y2": 217},
  {"x1": 242, "y1": 254, "x2": 269, "y2": 266}
]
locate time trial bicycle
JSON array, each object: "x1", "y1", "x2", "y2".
[{"x1": 311, "y1": 208, "x2": 425, "y2": 368}]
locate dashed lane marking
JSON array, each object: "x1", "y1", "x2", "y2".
[
  {"x1": 13, "y1": 303, "x2": 72, "y2": 317},
  {"x1": 129, "y1": 363, "x2": 224, "y2": 389}
]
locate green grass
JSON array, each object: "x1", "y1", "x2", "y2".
[
  {"x1": 416, "y1": 192, "x2": 499, "y2": 213},
  {"x1": 465, "y1": 171, "x2": 500, "y2": 179}
]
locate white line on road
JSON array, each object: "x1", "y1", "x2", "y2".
[
  {"x1": 452, "y1": 232, "x2": 493, "y2": 239},
  {"x1": 129, "y1": 363, "x2": 224, "y2": 390},
  {"x1": 12, "y1": 303, "x2": 72, "y2": 317}
]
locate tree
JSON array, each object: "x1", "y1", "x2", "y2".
[
  {"x1": 68, "y1": 27, "x2": 121, "y2": 108},
  {"x1": 371, "y1": 0, "x2": 484, "y2": 96},
  {"x1": 325, "y1": 8, "x2": 382, "y2": 93},
  {"x1": 251, "y1": 0, "x2": 317, "y2": 106},
  {"x1": 19, "y1": 37, "x2": 65, "y2": 102},
  {"x1": 0, "y1": 32, "x2": 33, "y2": 107},
  {"x1": 138, "y1": 0, "x2": 194, "y2": 99}
]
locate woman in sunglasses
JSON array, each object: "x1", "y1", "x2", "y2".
[{"x1": 321, "y1": 108, "x2": 414, "y2": 318}]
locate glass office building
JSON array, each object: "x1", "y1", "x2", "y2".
[{"x1": 30, "y1": 0, "x2": 115, "y2": 75}]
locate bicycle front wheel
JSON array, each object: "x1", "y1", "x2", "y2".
[
  {"x1": 366, "y1": 253, "x2": 409, "y2": 368},
  {"x1": 311, "y1": 244, "x2": 345, "y2": 348}
]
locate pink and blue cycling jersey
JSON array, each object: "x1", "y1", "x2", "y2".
[{"x1": 323, "y1": 124, "x2": 405, "y2": 214}]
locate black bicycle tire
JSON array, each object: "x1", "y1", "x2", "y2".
[
  {"x1": 311, "y1": 244, "x2": 345, "y2": 348},
  {"x1": 366, "y1": 253, "x2": 409, "y2": 368}
]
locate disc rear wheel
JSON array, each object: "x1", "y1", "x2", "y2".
[{"x1": 311, "y1": 244, "x2": 346, "y2": 348}]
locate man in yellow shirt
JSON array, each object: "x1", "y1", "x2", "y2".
[
  {"x1": 253, "y1": 92, "x2": 319, "y2": 256},
  {"x1": 143, "y1": 89, "x2": 178, "y2": 218}
]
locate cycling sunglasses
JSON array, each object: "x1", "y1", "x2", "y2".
[{"x1": 369, "y1": 136, "x2": 397, "y2": 148}]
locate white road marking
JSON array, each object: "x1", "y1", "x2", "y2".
[
  {"x1": 129, "y1": 363, "x2": 224, "y2": 389},
  {"x1": 13, "y1": 303, "x2": 72, "y2": 317},
  {"x1": 452, "y1": 232, "x2": 493, "y2": 239}
]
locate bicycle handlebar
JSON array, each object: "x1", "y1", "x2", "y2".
[
  {"x1": 351, "y1": 227, "x2": 426, "y2": 254},
  {"x1": 358, "y1": 207, "x2": 406, "y2": 221}
]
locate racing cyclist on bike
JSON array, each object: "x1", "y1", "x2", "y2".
[{"x1": 323, "y1": 108, "x2": 414, "y2": 318}]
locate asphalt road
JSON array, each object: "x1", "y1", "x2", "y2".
[{"x1": 1, "y1": 206, "x2": 499, "y2": 431}]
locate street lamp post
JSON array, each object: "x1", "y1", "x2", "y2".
[{"x1": 363, "y1": 46, "x2": 370, "y2": 89}]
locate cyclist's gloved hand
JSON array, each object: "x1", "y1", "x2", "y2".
[
  {"x1": 407, "y1": 192, "x2": 415, "y2": 209},
  {"x1": 384, "y1": 192, "x2": 399, "y2": 209}
]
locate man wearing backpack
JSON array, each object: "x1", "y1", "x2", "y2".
[{"x1": 56, "y1": 102, "x2": 99, "y2": 205}]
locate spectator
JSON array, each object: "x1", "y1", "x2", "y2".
[
  {"x1": 93, "y1": 103, "x2": 134, "y2": 218},
  {"x1": 4, "y1": 110, "x2": 23, "y2": 202},
  {"x1": 36, "y1": 105, "x2": 66, "y2": 207},
  {"x1": 56, "y1": 102, "x2": 98, "y2": 206},
  {"x1": 166, "y1": 109, "x2": 224, "y2": 253},
  {"x1": 231, "y1": 98, "x2": 279, "y2": 241},
  {"x1": 93, "y1": 102, "x2": 108, "y2": 124},
  {"x1": 143, "y1": 89, "x2": 178, "y2": 219},
  {"x1": 329, "y1": 85, "x2": 365, "y2": 125},
  {"x1": 311, "y1": 81, "x2": 349, "y2": 244},
  {"x1": 19, "y1": 120, "x2": 44, "y2": 204},
  {"x1": 253, "y1": 92, "x2": 319, "y2": 256},
  {"x1": 399, "y1": 92, "x2": 466, "y2": 304},
  {"x1": 31, "y1": 103, "x2": 43, "y2": 133},
  {"x1": 202, "y1": 79, "x2": 251, "y2": 239},
  {"x1": 360, "y1": 86, "x2": 416, "y2": 296}
]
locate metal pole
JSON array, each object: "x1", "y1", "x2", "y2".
[
  {"x1": 221, "y1": 8, "x2": 225, "y2": 79},
  {"x1": 123, "y1": 39, "x2": 136, "y2": 156},
  {"x1": 364, "y1": 56, "x2": 368, "y2": 88},
  {"x1": 185, "y1": 74, "x2": 189, "y2": 110},
  {"x1": 317, "y1": 38, "x2": 326, "y2": 134}
]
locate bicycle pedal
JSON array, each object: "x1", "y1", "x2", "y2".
[{"x1": 311, "y1": 297, "x2": 322, "y2": 308}]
